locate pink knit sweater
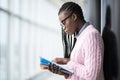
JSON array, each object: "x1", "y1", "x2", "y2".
[{"x1": 66, "y1": 25, "x2": 104, "y2": 80}]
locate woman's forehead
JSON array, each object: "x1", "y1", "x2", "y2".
[{"x1": 59, "y1": 11, "x2": 68, "y2": 20}]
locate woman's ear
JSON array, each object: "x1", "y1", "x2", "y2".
[{"x1": 72, "y1": 13, "x2": 77, "y2": 21}]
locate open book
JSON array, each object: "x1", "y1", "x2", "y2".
[{"x1": 40, "y1": 57, "x2": 74, "y2": 75}]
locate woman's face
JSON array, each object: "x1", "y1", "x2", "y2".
[{"x1": 59, "y1": 11, "x2": 77, "y2": 35}]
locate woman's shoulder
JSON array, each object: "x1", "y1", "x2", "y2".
[
  {"x1": 79, "y1": 24, "x2": 100, "y2": 36},
  {"x1": 86, "y1": 24, "x2": 100, "y2": 33}
]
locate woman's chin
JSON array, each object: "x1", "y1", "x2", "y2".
[
  {"x1": 65, "y1": 30, "x2": 73, "y2": 35},
  {"x1": 67, "y1": 32, "x2": 73, "y2": 35}
]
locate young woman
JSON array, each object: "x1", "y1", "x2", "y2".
[{"x1": 42, "y1": 2, "x2": 104, "y2": 80}]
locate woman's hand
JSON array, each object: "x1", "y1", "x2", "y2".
[
  {"x1": 52, "y1": 58, "x2": 70, "y2": 64},
  {"x1": 48, "y1": 58, "x2": 70, "y2": 78},
  {"x1": 48, "y1": 63, "x2": 70, "y2": 79}
]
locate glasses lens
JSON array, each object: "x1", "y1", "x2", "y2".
[{"x1": 60, "y1": 22, "x2": 65, "y2": 28}]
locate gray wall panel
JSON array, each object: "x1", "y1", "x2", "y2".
[{"x1": 101, "y1": 0, "x2": 120, "y2": 80}]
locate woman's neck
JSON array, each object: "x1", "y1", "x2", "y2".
[{"x1": 76, "y1": 20, "x2": 86, "y2": 32}]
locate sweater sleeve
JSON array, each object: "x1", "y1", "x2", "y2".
[{"x1": 66, "y1": 31, "x2": 104, "y2": 80}]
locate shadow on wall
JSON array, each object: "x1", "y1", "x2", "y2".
[{"x1": 102, "y1": 5, "x2": 119, "y2": 80}]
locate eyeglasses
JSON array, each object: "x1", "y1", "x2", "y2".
[{"x1": 60, "y1": 13, "x2": 72, "y2": 28}]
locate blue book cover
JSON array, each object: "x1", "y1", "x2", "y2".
[{"x1": 40, "y1": 57, "x2": 51, "y2": 66}]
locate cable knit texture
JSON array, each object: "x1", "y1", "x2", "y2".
[{"x1": 66, "y1": 25, "x2": 104, "y2": 80}]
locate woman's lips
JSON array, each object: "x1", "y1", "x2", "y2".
[{"x1": 63, "y1": 26, "x2": 68, "y2": 33}]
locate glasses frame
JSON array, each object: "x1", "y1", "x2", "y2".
[{"x1": 60, "y1": 13, "x2": 73, "y2": 28}]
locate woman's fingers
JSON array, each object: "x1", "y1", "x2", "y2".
[
  {"x1": 40, "y1": 65, "x2": 48, "y2": 69},
  {"x1": 49, "y1": 63, "x2": 59, "y2": 74},
  {"x1": 52, "y1": 58, "x2": 70, "y2": 64}
]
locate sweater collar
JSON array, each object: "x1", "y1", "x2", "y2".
[{"x1": 75, "y1": 22, "x2": 90, "y2": 39}]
